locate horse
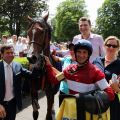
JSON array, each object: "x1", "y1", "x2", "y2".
[{"x1": 27, "y1": 12, "x2": 59, "y2": 120}]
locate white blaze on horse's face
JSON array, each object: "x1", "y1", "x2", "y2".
[
  {"x1": 32, "y1": 29, "x2": 36, "y2": 42},
  {"x1": 27, "y1": 29, "x2": 36, "y2": 57},
  {"x1": 26, "y1": 29, "x2": 35, "y2": 57},
  {"x1": 32, "y1": 29, "x2": 36, "y2": 34}
]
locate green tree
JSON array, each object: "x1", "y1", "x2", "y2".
[
  {"x1": 0, "y1": 0, "x2": 47, "y2": 37},
  {"x1": 95, "y1": 0, "x2": 120, "y2": 39},
  {"x1": 53, "y1": 0, "x2": 88, "y2": 42}
]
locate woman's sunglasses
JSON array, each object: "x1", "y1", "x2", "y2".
[{"x1": 105, "y1": 44, "x2": 118, "y2": 48}]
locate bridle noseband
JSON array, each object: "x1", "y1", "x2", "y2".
[{"x1": 29, "y1": 28, "x2": 42, "y2": 47}]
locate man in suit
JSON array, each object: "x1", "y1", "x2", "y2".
[{"x1": 0, "y1": 45, "x2": 32, "y2": 120}]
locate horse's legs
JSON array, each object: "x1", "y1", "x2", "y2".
[
  {"x1": 45, "y1": 92, "x2": 54, "y2": 120},
  {"x1": 31, "y1": 90, "x2": 40, "y2": 120},
  {"x1": 33, "y1": 111, "x2": 39, "y2": 120}
]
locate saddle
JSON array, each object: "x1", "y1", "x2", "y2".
[
  {"x1": 84, "y1": 90, "x2": 110, "y2": 114},
  {"x1": 59, "y1": 90, "x2": 110, "y2": 120}
]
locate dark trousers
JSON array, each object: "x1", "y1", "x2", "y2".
[
  {"x1": 110, "y1": 94, "x2": 120, "y2": 120},
  {"x1": 59, "y1": 91, "x2": 66, "y2": 107},
  {"x1": 0, "y1": 98, "x2": 16, "y2": 120}
]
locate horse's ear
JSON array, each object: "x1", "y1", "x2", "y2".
[
  {"x1": 27, "y1": 16, "x2": 33, "y2": 22},
  {"x1": 43, "y1": 11, "x2": 49, "y2": 22}
]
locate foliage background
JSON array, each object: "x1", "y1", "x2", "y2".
[
  {"x1": 14, "y1": 57, "x2": 29, "y2": 68},
  {"x1": 95, "y1": 0, "x2": 120, "y2": 39},
  {"x1": 1, "y1": 0, "x2": 120, "y2": 42},
  {"x1": 52, "y1": 0, "x2": 88, "y2": 42},
  {"x1": 0, "y1": 0, "x2": 47, "y2": 37}
]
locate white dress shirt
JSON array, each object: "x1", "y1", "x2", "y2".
[{"x1": 3, "y1": 61, "x2": 14, "y2": 101}]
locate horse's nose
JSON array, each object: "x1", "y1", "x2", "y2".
[{"x1": 27, "y1": 55, "x2": 37, "y2": 64}]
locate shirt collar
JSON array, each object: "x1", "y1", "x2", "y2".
[
  {"x1": 80, "y1": 32, "x2": 94, "y2": 39},
  {"x1": 3, "y1": 60, "x2": 13, "y2": 68},
  {"x1": 89, "y1": 33, "x2": 94, "y2": 38}
]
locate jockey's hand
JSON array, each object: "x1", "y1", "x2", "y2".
[
  {"x1": 0, "y1": 104, "x2": 6, "y2": 119},
  {"x1": 51, "y1": 49, "x2": 56, "y2": 55},
  {"x1": 109, "y1": 80, "x2": 120, "y2": 93},
  {"x1": 44, "y1": 56, "x2": 52, "y2": 66}
]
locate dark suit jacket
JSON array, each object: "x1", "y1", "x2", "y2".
[{"x1": 0, "y1": 60, "x2": 31, "y2": 110}]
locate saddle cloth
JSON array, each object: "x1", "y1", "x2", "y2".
[{"x1": 56, "y1": 98, "x2": 110, "y2": 120}]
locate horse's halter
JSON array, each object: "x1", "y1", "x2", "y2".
[
  {"x1": 28, "y1": 19, "x2": 48, "y2": 56},
  {"x1": 30, "y1": 28, "x2": 45, "y2": 47},
  {"x1": 29, "y1": 22, "x2": 46, "y2": 47}
]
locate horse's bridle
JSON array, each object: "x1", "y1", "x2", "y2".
[{"x1": 29, "y1": 20, "x2": 48, "y2": 48}]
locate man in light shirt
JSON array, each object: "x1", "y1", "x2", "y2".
[{"x1": 72, "y1": 17, "x2": 105, "y2": 62}]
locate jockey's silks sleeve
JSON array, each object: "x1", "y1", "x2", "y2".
[
  {"x1": 45, "y1": 64, "x2": 59, "y2": 85},
  {"x1": 63, "y1": 63, "x2": 115, "y2": 101}
]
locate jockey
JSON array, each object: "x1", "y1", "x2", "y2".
[
  {"x1": 54, "y1": 40, "x2": 115, "y2": 120},
  {"x1": 45, "y1": 39, "x2": 114, "y2": 99},
  {"x1": 63, "y1": 39, "x2": 114, "y2": 99}
]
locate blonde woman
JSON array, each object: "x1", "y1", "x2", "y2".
[{"x1": 93, "y1": 36, "x2": 120, "y2": 120}]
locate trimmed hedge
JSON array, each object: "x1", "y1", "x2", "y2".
[{"x1": 13, "y1": 57, "x2": 29, "y2": 68}]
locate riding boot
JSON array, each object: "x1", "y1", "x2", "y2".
[{"x1": 33, "y1": 111, "x2": 39, "y2": 120}]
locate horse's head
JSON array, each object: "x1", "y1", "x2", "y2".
[
  {"x1": 27, "y1": 12, "x2": 51, "y2": 65},
  {"x1": 27, "y1": 12, "x2": 51, "y2": 60}
]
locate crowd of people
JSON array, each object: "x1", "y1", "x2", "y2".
[
  {"x1": 50, "y1": 17, "x2": 120, "y2": 120},
  {"x1": 0, "y1": 35, "x2": 29, "y2": 57},
  {"x1": 0, "y1": 16, "x2": 120, "y2": 120}
]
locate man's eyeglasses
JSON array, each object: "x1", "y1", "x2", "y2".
[{"x1": 105, "y1": 44, "x2": 118, "y2": 48}]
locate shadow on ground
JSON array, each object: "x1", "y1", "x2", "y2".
[{"x1": 17, "y1": 91, "x2": 45, "y2": 113}]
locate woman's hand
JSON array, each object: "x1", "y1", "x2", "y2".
[
  {"x1": 109, "y1": 80, "x2": 120, "y2": 93},
  {"x1": 0, "y1": 105, "x2": 6, "y2": 118}
]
